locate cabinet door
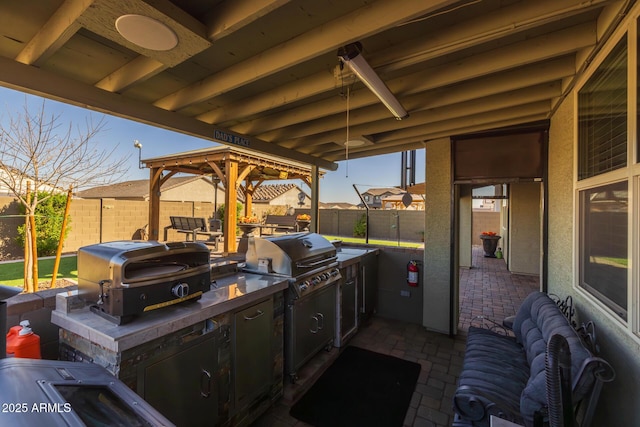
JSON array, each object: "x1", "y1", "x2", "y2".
[
  {"x1": 143, "y1": 335, "x2": 218, "y2": 427},
  {"x1": 360, "y1": 252, "x2": 378, "y2": 320},
  {"x1": 233, "y1": 298, "x2": 273, "y2": 412},
  {"x1": 314, "y1": 285, "x2": 336, "y2": 347}
]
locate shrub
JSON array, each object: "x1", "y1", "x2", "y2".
[
  {"x1": 353, "y1": 213, "x2": 367, "y2": 237},
  {"x1": 16, "y1": 192, "x2": 71, "y2": 256}
]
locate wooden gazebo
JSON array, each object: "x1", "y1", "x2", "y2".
[{"x1": 142, "y1": 146, "x2": 320, "y2": 252}]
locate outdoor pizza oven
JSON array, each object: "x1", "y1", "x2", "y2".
[{"x1": 77, "y1": 241, "x2": 211, "y2": 325}]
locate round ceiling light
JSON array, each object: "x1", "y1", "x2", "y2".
[
  {"x1": 115, "y1": 15, "x2": 178, "y2": 51},
  {"x1": 344, "y1": 138, "x2": 367, "y2": 147}
]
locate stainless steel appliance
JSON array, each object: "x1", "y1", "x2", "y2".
[
  {"x1": 244, "y1": 232, "x2": 341, "y2": 382},
  {"x1": 77, "y1": 241, "x2": 211, "y2": 325},
  {"x1": 0, "y1": 358, "x2": 173, "y2": 426},
  {"x1": 335, "y1": 262, "x2": 358, "y2": 347}
]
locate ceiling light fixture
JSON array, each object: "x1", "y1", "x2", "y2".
[
  {"x1": 338, "y1": 42, "x2": 409, "y2": 120},
  {"x1": 115, "y1": 15, "x2": 178, "y2": 51}
]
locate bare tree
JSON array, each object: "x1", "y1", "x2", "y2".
[{"x1": 0, "y1": 99, "x2": 130, "y2": 291}]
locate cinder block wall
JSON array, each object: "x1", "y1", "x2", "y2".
[
  {"x1": 471, "y1": 211, "x2": 500, "y2": 245},
  {"x1": 318, "y1": 209, "x2": 425, "y2": 242}
]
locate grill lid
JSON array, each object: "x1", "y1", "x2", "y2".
[{"x1": 244, "y1": 232, "x2": 336, "y2": 277}]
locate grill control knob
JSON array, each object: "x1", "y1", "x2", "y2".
[
  {"x1": 300, "y1": 283, "x2": 308, "y2": 292},
  {"x1": 172, "y1": 283, "x2": 190, "y2": 298},
  {"x1": 320, "y1": 273, "x2": 329, "y2": 281}
]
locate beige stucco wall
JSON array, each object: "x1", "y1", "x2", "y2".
[
  {"x1": 549, "y1": 94, "x2": 640, "y2": 425},
  {"x1": 458, "y1": 185, "x2": 472, "y2": 269},
  {"x1": 508, "y1": 182, "x2": 541, "y2": 275},
  {"x1": 424, "y1": 138, "x2": 452, "y2": 334},
  {"x1": 161, "y1": 180, "x2": 223, "y2": 203}
]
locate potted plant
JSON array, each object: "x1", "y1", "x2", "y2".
[
  {"x1": 479, "y1": 231, "x2": 501, "y2": 258},
  {"x1": 238, "y1": 215, "x2": 260, "y2": 236},
  {"x1": 296, "y1": 213, "x2": 311, "y2": 231}
]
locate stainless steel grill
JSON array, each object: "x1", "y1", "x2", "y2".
[
  {"x1": 78, "y1": 241, "x2": 211, "y2": 325},
  {"x1": 244, "y1": 232, "x2": 341, "y2": 382}
]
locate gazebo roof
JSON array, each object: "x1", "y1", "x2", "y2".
[{"x1": 142, "y1": 145, "x2": 321, "y2": 182}]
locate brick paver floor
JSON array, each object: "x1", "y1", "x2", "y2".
[{"x1": 253, "y1": 246, "x2": 540, "y2": 427}]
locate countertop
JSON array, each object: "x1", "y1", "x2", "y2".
[
  {"x1": 336, "y1": 247, "x2": 379, "y2": 267},
  {"x1": 51, "y1": 272, "x2": 288, "y2": 353}
]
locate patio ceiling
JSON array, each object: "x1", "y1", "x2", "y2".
[{"x1": 0, "y1": 0, "x2": 630, "y2": 172}]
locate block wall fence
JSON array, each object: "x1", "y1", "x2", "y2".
[{"x1": 0, "y1": 196, "x2": 499, "y2": 259}]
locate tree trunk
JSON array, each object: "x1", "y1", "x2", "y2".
[{"x1": 51, "y1": 186, "x2": 72, "y2": 287}]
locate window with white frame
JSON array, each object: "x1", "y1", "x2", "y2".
[{"x1": 576, "y1": 32, "x2": 630, "y2": 321}]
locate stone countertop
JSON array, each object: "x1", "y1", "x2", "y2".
[
  {"x1": 51, "y1": 272, "x2": 288, "y2": 353},
  {"x1": 336, "y1": 247, "x2": 379, "y2": 267}
]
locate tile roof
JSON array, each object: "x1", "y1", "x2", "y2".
[
  {"x1": 252, "y1": 183, "x2": 307, "y2": 202},
  {"x1": 76, "y1": 176, "x2": 205, "y2": 199}
]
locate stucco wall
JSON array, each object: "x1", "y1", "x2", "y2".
[
  {"x1": 508, "y1": 182, "x2": 541, "y2": 275},
  {"x1": 423, "y1": 138, "x2": 452, "y2": 334},
  {"x1": 549, "y1": 94, "x2": 640, "y2": 425}
]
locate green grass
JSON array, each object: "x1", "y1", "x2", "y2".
[
  {"x1": 0, "y1": 256, "x2": 77, "y2": 287},
  {"x1": 321, "y1": 235, "x2": 423, "y2": 248}
]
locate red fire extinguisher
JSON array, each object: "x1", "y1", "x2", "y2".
[{"x1": 407, "y1": 260, "x2": 419, "y2": 287}]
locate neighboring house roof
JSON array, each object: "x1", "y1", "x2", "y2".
[
  {"x1": 406, "y1": 182, "x2": 425, "y2": 194},
  {"x1": 76, "y1": 176, "x2": 209, "y2": 199},
  {"x1": 320, "y1": 202, "x2": 358, "y2": 209},
  {"x1": 252, "y1": 183, "x2": 309, "y2": 203},
  {"x1": 361, "y1": 187, "x2": 405, "y2": 196},
  {"x1": 0, "y1": 164, "x2": 65, "y2": 195}
]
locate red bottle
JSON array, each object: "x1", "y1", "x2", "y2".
[{"x1": 6, "y1": 320, "x2": 41, "y2": 359}]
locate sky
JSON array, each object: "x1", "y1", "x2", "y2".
[{"x1": 0, "y1": 86, "x2": 425, "y2": 205}]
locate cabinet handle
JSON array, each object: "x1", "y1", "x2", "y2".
[
  {"x1": 310, "y1": 316, "x2": 319, "y2": 333},
  {"x1": 316, "y1": 312, "x2": 324, "y2": 330},
  {"x1": 200, "y1": 369, "x2": 212, "y2": 398},
  {"x1": 243, "y1": 309, "x2": 264, "y2": 321}
]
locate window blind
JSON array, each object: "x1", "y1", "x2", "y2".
[{"x1": 578, "y1": 37, "x2": 628, "y2": 180}]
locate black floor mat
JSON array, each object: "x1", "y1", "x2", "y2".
[{"x1": 289, "y1": 346, "x2": 421, "y2": 427}]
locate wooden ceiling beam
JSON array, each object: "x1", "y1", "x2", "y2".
[
  {"x1": 153, "y1": 0, "x2": 459, "y2": 111},
  {"x1": 297, "y1": 82, "x2": 561, "y2": 152},
  {"x1": 202, "y1": 0, "x2": 598, "y2": 129},
  {"x1": 15, "y1": 0, "x2": 93, "y2": 66},
  {"x1": 204, "y1": 0, "x2": 291, "y2": 42},
  {"x1": 229, "y1": 22, "x2": 591, "y2": 138},
  {"x1": 95, "y1": 56, "x2": 166, "y2": 93},
  {"x1": 275, "y1": 60, "x2": 572, "y2": 147}
]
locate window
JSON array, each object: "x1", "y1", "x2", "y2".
[
  {"x1": 578, "y1": 37, "x2": 628, "y2": 180},
  {"x1": 579, "y1": 182, "x2": 628, "y2": 319},
  {"x1": 576, "y1": 30, "x2": 631, "y2": 323}
]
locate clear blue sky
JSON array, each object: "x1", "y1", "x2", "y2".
[{"x1": 0, "y1": 86, "x2": 424, "y2": 204}]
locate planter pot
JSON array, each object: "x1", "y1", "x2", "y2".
[
  {"x1": 480, "y1": 235, "x2": 501, "y2": 258},
  {"x1": 296, "y1": 220, "x2": 310, "y2": 231},
  {"x1": 238, "y1": 223, "x2": 259, "y2": 237}
]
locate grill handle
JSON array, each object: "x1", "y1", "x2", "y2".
[
  {"x1": 316, "y1": 312, "x2": 324, "y2": 330},
  {"x1": 295, "y1": 256, "x2": 337, "y2": 269},
  {"x1": 243, "y1": 310, "x2": 264, "y2": 321},
  {"x1": 200, "y1": 369, "x2": 212, "y2": 398},
  {"x1": 310, "y1": 316, "x2": 319, "y2": 334}
]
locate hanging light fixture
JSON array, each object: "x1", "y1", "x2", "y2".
[{"x1": 338, "y1": 42, "x2": 409, "y2": 120}]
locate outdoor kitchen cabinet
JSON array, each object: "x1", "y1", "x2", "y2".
[
  {"x1": 358, "y1": 250, "x2": 378, "y2": 323},
  {"x1": 139, "y1": 331, "x2": 221, "y2": 427},
  {"x1": 232, "y1": 297, "x2": 274, "y2": 417}
]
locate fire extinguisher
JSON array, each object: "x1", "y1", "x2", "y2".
[{"x1": 407, "y1": 260, "x2": 419, "y2": 287}]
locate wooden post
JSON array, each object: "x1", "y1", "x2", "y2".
[
  {"x1": 224, "y1": 159, "x2": 238, "y2": 252},
  {"x1": 245, "y1": 180, "x2": 253, "y2": 217},
  {"x1": 24, "y1": 182, "x2": 31, "y2": 292},
  {"x1": 29, "y1": 205, "x2": 38, "y2": 292},
  {"x1": 51, "y1": 185, "x2": 72, "y2": 287},
  {"x1": 148, "y1": 167, "x2": 162, "y2": 241}
]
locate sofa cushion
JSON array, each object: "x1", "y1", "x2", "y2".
[
  {"x1": 512, "y1": 292, "x2": 595, "y2": 425},
  {"x1": 455, "y1": 327, "x2": 530, "y2": 420}
]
